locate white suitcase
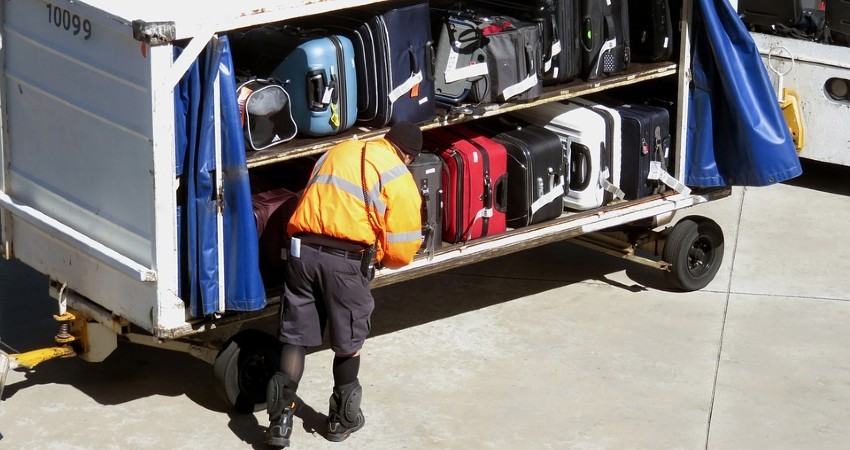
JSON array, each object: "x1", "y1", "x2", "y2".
[
  {"x1": 566, "y1": 97, "x2": 625, "y2": 204},
  {"x1": 510, "y1": 101, "x2": 621, "y2": 211}
]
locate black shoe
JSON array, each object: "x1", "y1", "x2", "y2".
[
  {"x1": 325, "y1": 381, "x2": 365, "y2": 442},
  {"x1": 326, "y1": 410, "x2": 365, "y2": 442},
  {"x1": 266, "y1": 401, "x2": 296, "y2": 448}
]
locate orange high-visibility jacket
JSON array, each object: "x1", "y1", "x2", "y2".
[{"x1": 288, "y1": 138, "x2": 422, "y2": 268}]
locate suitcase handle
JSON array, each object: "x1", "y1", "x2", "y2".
[
  {"x1": 535, "y1": 18, "x2": 553, "y2": 70},
  {"x1": 569, "y1": 142, "x2": 592, "y2": 191},
  {"x1": 581, "y1": 17, "x2": 594, "y2": 52},
  {"x1": 494, "y1": 174, "x2": 508, "y2": 213},
  {"x1": 426, "y1": 40, "x2": 436, "y2": 82},
  {"x1": 306, "y1": 69, "x2": 329, "y2": 111}
]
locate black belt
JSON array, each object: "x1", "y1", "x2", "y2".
[{"x1": 303, "y1": 242, "x2": 364, "y2": 261}]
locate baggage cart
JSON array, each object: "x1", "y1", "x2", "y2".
[{"x1": 2, "y1": 0, "x2": 784, "y2": 413}]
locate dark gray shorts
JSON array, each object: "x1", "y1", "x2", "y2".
[{"x1": 279, "y1": 244, "x2": 374, "y2": 355}]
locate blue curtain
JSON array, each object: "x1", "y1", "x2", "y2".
[
  {"x1": 174, "y1": 46, "x2": 200, "y2": 304},
  {"x1": 687, "y1": 0, "x2": 803, "y2": 186},
  {"x1": 175, "y1": 37, "x2": 266, "y2": 317},
  {"x1": 218, "y1": 37, "x2": 267, "y2": 313}
]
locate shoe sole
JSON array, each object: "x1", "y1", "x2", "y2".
[
  {"x1": 325, "y1": 417, "x2": 365, "y2": 442},
  {"x1": 266, "y1": 435, "x2": 290, "y2": 448}
]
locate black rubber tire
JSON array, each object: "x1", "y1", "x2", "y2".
[
  {"x1": 213, "y1": 329, "x2": 282, "y2": 413},
  {"x1": 662, "y1": 215, "x2": 724, "y2": 292}
]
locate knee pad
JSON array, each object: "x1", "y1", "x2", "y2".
[
  {"x1": 267, "y1": 372, "x2": 298, "y2": 419},
  {"x1": 334, "y1": 380, "x2": 363, "y2": 427}
]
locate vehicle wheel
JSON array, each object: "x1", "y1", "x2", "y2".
[
  {"x1": 213, "y1": 329, "x2": 282, "y2": 413},
  {"x1": 662, "y1": 215, "x2": 724, "y2": 292}
]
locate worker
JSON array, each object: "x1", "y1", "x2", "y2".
[{"x1": 265, "y1": 121, "x2": 424, "y2": 448}]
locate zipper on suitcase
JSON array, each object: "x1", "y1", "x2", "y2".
[
  {"x1": 457, "y1": 136, "x2": 492, "y2": 237},
  {"x1": 449, "y1": 149, "x2": 465, "y2": 243},
  {"x1": 375, "y1": 16, "x2": 393, "y2": 120},
  {"x1": 328, "y1": 35, "x2": 348, "y2": 130}
]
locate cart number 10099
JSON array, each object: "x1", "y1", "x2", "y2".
[{"x1": 46, "y1": 4, "x2": 92, "y2": 40}]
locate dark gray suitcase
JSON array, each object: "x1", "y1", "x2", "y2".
[
  {"x1": 433, "y1": 13, "x2": 490, "y2": 105},
  {"x1": 468, "y1": 17, "x2": 543, "y2": 103},
  {"x1": 472, "y1": 0, "x2": 581, "y2": 84},
  {"x1": 407, "y1": 153, "x2": 443, "y2": 254}
]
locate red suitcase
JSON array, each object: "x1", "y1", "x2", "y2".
[
  {"x1": 423, "y1": 124, "x2": 508, "y2": 244},
  {"x1": 252, "y1": 187, "x2": 299, "y2": 286}
]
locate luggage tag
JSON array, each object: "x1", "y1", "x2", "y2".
[
  {"x1": 544, "y1": 40, "x2": 562, "y2": 73},
  {"x1": 389, "y1": 71, "x2": 424, "y2": 103},
  {"x1": 321, "y1": 86, "x2": 334, "y2": 105},
  {"x1": 648, "y1": 162, "x2": 690, "y2": 195}
]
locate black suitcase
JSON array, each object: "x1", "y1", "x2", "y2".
[
  {"x1": 579, "y1": 0, "x2": 631, "y2": 80},
  {"x1": 737, "y1": 0, "x2": 803, "y2": 32},
  {"x1": 407, "y1": 153, "x2": 443, "y2": 254},
  {"x1": 826, "y1": 0, "x2": 850, "y2": 46},
  {"x1": 629, "y1": 0, "x2": 674, "y2": 62},
  {"x1": 472, "y1": 0, "x2": 581, "y2": 85},
  {"x1": 472, "y1": 117, "x2": 567, "y2": 228},
  {"x1": 610, "y1": 102, "x2": 673, "y2": 200}
]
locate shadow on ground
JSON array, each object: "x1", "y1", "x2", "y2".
[{"x1": 0, "y1": 231, "x2": 674, "y2": 428}]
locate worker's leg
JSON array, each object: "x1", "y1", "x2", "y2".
[
  {"x1": 266, "y1": 370, "x2": 300, "y2": 448},
  {"x1": 316, "y1": 250, "x2": 372, "y2": 441},
  {"x1": 267, "y1": 248, "x2": 323, "y2": 448},
  {"x1": 326, "y1": 351, "x2": 365, "y2": 442}
]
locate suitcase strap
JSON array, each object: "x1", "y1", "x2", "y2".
[
  {"x1": 388, "y1": 47, "x2": 425, "y2": 103},
  {"x1": 461, "y1": 206, "x2": 494, "y2": 243},
  {"x1": 599, "y1": 167, "x2": 626, "y2": 201},
  {"x1": 419, "y1": 178, "x2": 438, "y2": 260},
  {"x1": 500, "y1": 45, "x2": 538, "y2": 101},
  {"x1": 444, "y1": 47, "x2": 489, "y2": 83},
  {"x1": 529, "y1": 174, "x2": 566, "y2": 215},
  {"x1": 648, "y1": 162, "x2": 690, "y2": 195}
]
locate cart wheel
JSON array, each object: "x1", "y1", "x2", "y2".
[
  {"x1": 662, "y1": 215, "x2": 724, "y2": 292},
  {"x1": 213, "y1": 329, "x2": 282, "y2": 414}
]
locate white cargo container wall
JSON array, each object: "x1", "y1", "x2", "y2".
[{"x1": 0, "y1": 0, "x2": 184, "y2": 334}]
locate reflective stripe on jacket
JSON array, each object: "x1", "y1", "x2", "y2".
[{"x1": 288, "y1": 138, "x2": 422, "y2": 268}]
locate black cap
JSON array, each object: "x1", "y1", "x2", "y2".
[{"x1": 384, "y1": 122, "x2": 422, "y2": 160}]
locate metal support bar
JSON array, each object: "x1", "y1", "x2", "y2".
[
  {"x1": 122, "y1": 333, "x2": 220, "y2": 365},
  {"x1": 572, "y1": 234, "x2": 670, "y2": 271},
  {"x1": 0, "y1": 191, "x2": 157, "y2": 282}
]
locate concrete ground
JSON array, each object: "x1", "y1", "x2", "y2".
[{"x1": 1, "y1": 159, "x2": 849, "y2": 449}]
